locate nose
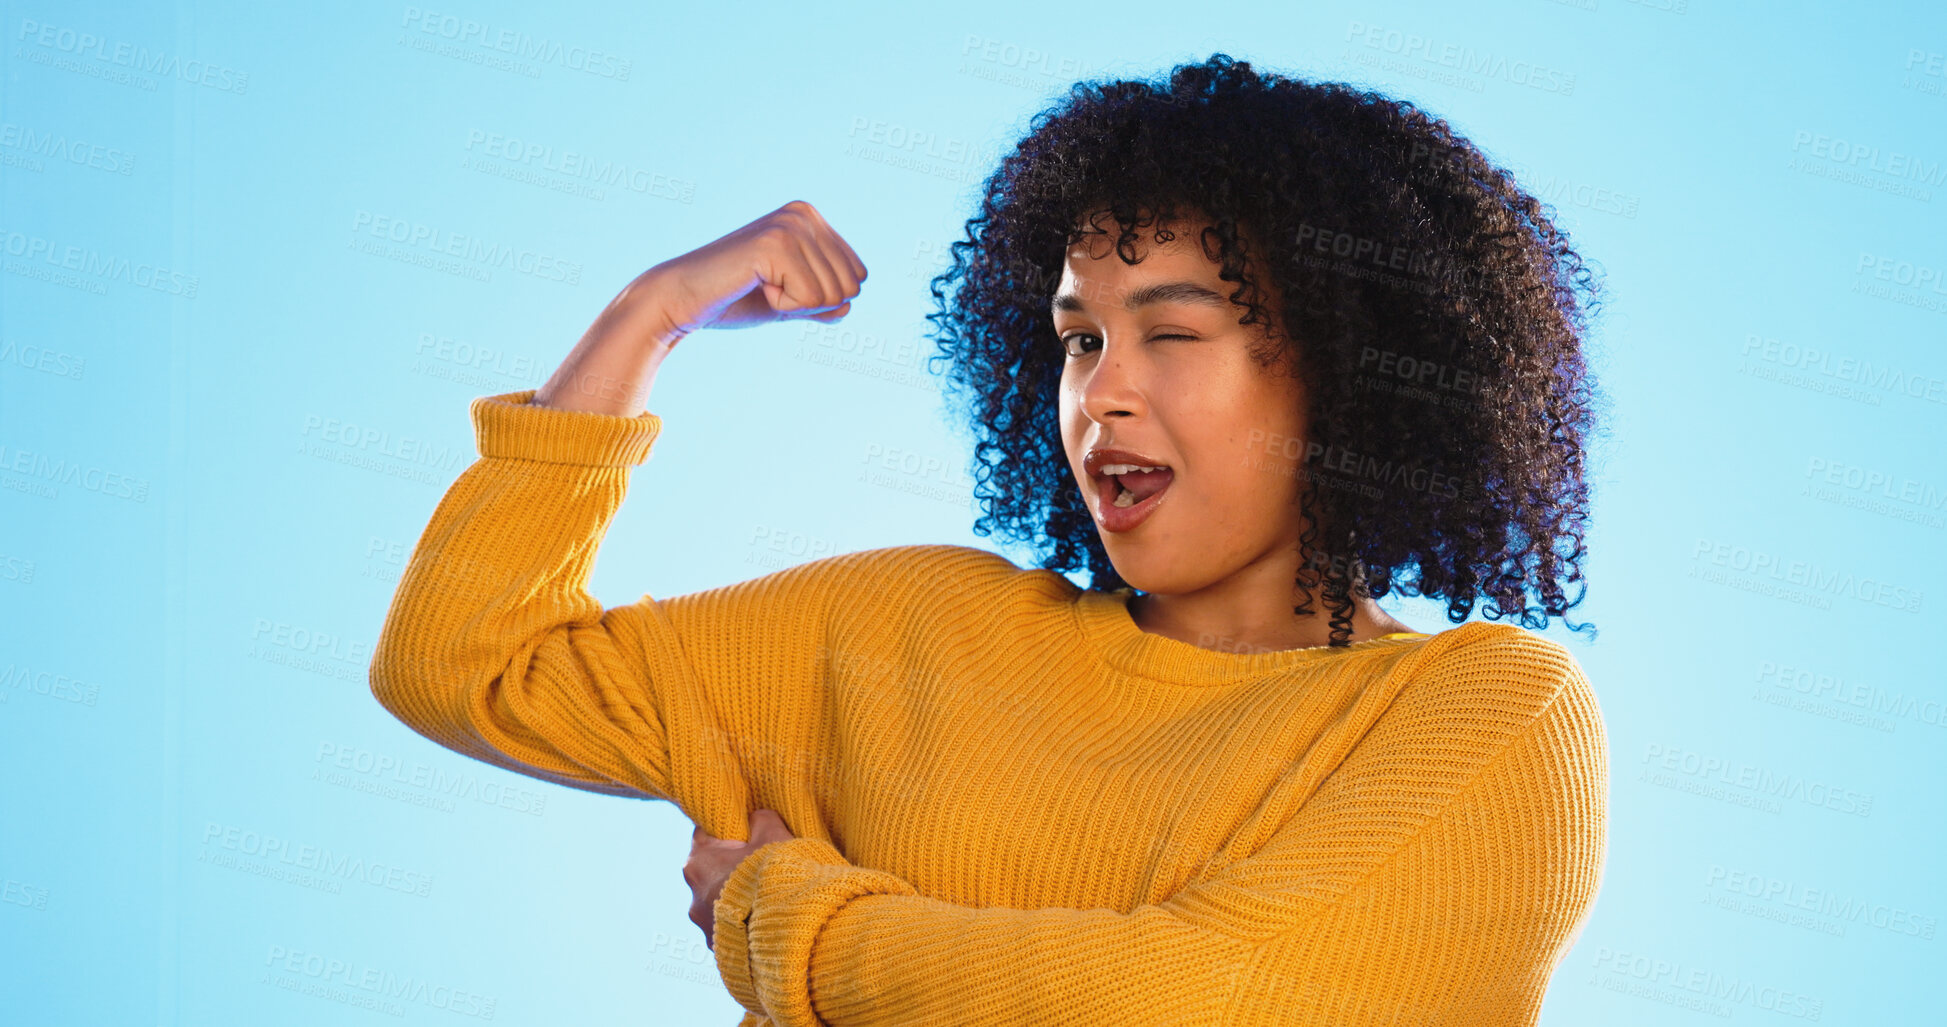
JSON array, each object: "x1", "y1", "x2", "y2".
[{"x1": 1078, "y1": 337, "x2": 1147, "y2": 423}]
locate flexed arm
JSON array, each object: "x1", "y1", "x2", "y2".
[
  {"x1": 368, "y1": 201, "x2": 872, "y2": 831},
  {"x1": 367, "y1": 391, "x2": 677, "y2": 801},
  {"x1": 710, "y1": 636, "x2": 1610, "y2": 1026}
]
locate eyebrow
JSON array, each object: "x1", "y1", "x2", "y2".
[{"x1": 1050, "y1": 280, "x2": 1232, "y2": 314}]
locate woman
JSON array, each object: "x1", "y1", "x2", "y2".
[{"x1": 370, "y1": 54, "x2": 1607, "y2": 1026}]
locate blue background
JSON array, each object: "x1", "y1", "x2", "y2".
[{"x1": 4, "y1": 0, "x2": 1943, "y2": 1023}]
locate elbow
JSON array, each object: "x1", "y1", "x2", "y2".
[
  {"x1": 367, "y1": 653, "x2": 422, "y2": 733},
  {"x1": 366, "y1": 626, "x2": 452, "y2": 735},
  {"x1": 367, "y1": 655, "x2": 410, "y2": 723}
]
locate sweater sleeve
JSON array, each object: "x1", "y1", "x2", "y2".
[
  {"x1": 368, "y1": 389, "x2": 866, "y2": 833},
  {"x1": 709, "y1": 635, "x2": 1609, "y2": 1026}
]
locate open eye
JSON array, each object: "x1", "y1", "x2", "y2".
[{"x1": 1059, "y1": 333, "x2": 1101, "y2": 357}]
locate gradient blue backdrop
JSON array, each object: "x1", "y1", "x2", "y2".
[{"x1": 4, "y1": 0, "x2": 1944, "y2": 1023}]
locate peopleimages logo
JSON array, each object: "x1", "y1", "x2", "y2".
[
  {"x1": 200, "y1": 822, "x2": 434, "y2": 897},
  {"x1": 1689, "y1": 537, "x2": 1923, "y2": 612},
  {"x1": 263, "y1": 944, "x2": 498, "y2": 1020},
  {"x1": 1740, "y1": 333, "x2": 1947, "y2": 406},
  {"x1": 1705, "y1": 865, "x2": 1937, "y2": 940},
  {"x1": 398, "y1": 6, "x2": 630, "y2": 80},
  {"x1": 14, "y1": 18, "x2": 250, "y2": 93},
  {"x1": 348, "y1": 209, "x2": 582, "y2": 285},
  {"x1": 1756, "y1": 660, "x2": 1947, "y2": 731},
  {"x1": 1589, "y1": 947, "x2": 1823, "y2": 1020},
  {"x1": 0, "y1": 227, "x2": 198, "y2": 297},
  {"x1": 1790, "y1": 130, "x2": 1947, "y2": 186},
  {"x1": 462, "y1": 129, "x2": 694, "y2": 202},
  {"x1": 0, "y1": 122, "x2": 136, "y2": 175},
  {"x1": 1344, "y1": 21, "x2": 1575, "y2": 95},
  {"x1": 1641, "y1": 742, "x2": 1874, "y2": 817}
]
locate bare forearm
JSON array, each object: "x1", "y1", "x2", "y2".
[{"x1": 533, "y1": 270, "x2": 688, "y2": 417}]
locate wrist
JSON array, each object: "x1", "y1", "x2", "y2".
[{"x1": 614, "y1": 265, "x2": 692, "y2": 353}]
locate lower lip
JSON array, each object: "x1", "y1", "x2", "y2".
[{"x1": 1095, "y1": 476, "x2": 1172, "y2": 533}]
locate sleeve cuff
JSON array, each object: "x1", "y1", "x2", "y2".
[
  {"x1": 469, "y1": 389, "x2": 663, "y2": 467},
  {"x1": 713, "y1": 836, "x2": 920, "y2": 1027},
  {"x1": 713, "y1": 841, "x2": 770, "y2": 1016}
]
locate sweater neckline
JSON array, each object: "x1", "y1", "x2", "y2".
[{"x1": 1074, "y1": 587, "x2": 1429, "y2": 687}]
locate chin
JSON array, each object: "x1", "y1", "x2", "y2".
[{"x1": 1099, "y1": 549, "x2": 1218, "y2": 598}]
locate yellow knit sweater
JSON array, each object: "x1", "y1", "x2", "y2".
[{"x1": 369, "y1": 389, "x2": 1609, "y2": 1027}]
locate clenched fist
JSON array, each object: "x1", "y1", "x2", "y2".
[{"x1": 533, "y1": 198, "x2": 868, "y2": 417}]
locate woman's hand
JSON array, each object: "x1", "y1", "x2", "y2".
[
  {"x1": 532, "y1": 198, "x2": 868, "y2": 417},
  {"x1": 686, "y1": 808, "x2": 797, "y2": 949},
  {"x1": 643, "y1": 198, "x2": 869, "y2": 337}
]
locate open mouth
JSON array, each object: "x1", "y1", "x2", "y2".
[{"x1": 1100, "y1": 463, "x2": 1174, "y2": 508}]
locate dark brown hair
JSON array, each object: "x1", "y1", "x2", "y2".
[{"x1": 925, "y1": 54, "x2": 1604, "y2": 645}]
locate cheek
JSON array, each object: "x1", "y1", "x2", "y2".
[
  {"x1": 1210, "y1": 439, "x2": 1300, "y2": 519},
  {"x1": 1183, "y1": 382, "x2": 1300, "y2": 463},
  {"x1": 1184, "y1": 386, "x2": 1306, "y2": 520},
  {"x1": 1057, "y1": 377, "x2": 1089, "y2": 476},
  {"x1": 1175, "y1": 356, "x2": 1294, "y2": 423}
]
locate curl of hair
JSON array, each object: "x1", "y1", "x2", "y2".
[{"x1": 924, "y1": 53, "x2": 1605, "y2": 646}]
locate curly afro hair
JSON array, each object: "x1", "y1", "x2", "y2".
[{"x1": 923, "y1": 53, "x2": 1604, "y2": 646}]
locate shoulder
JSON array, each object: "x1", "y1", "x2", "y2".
[
  {"x1": 1408, "y1": 620, "x2": 1593, "y2": 702},
  {"x1": 696, "y1": 543, "x2": 1041, "y2": 612},
  {"x1": 1373, "y1": 624, "x2": 1608, "y2": 866},
  {"x1": 773, "y1": 543, "x2": 1028, "y2": 598},
  {"x1": 1390, "y1": 620, "x2": 1605, "y2": 758},
  {"x1": 826, "y1": 542, "x2": 1025, "y2": 580}
]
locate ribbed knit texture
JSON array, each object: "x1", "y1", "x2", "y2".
[{"x1": 369, "y1": 389, "x2": 1610, "y2": 1027}]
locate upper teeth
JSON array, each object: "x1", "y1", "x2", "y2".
[{"x1": 1101, "y1": 463, "x2": 1167, "y2": 475}]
